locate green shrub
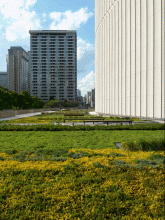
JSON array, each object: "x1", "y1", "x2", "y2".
[
  {"x1": 0, "y1": 123, "x2": 164, "y2": 131},
  {"x1": 121, "y1": 140, "x2": 142, "y2": 151},
  {"x1": 93, "y1": 162, "x2": 109, "y2": 169},
  {"x1": 108, "y1": 160, "x2": 132, "y2": 171},
  {"x1": 10, "y1": 150, "x2": 30, "y2": 162},
  {"x1": 45, "y1": 156, "x2": 67, "y2": 161},
  {"x1": 4, "y1": 149, "x2": 19, "y2": 155},
  {"x1": 121, "y1": 138, "x2": 165, "y2": 152},
  {"x1": 107, "y1": 152, "x2": 125, "y2": 157},
  {"x1": 147, "y1": 153, "x2": 165, "y2": 160},
  {"x1": 0, "y1": 156, "x2": 5, "y2": 161},
  {"x1": 67, "y1": 151, "x2": 90, "y2": 159},
  {"x1": 147, "y1": 154, "x2": 165, "y2": 167},
  {"x1": 133, "y1": 159, "x2": 158, "y2": 169}
]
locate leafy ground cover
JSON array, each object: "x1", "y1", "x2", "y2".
[
  {"x1": 0, "y1": 109, "x2": 164, "y2": 219},
  {"x1": 0, "y1": 144, "x2": 164, "y2": 219}
]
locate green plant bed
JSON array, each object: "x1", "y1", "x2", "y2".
[
  {"x1": 0, "y1": 123, "x2": 164, "y2": 131},
  {"x1": 0, "y1": 142, "x2": 164, "y2": 219},
  {"x1": 0, "y1": 125, "x2": 164, "y2": 219}
]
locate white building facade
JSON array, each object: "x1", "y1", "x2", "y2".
[
  {"x1": 95, "y1": 0, "x2": 165, "y2": 119},
  {"x1": 29, "y1": 30, "x2": 77, "y2": 103}
]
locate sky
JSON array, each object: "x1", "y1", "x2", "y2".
[{"x1": 0, "y1": 0, "x2": 95, "y2": 97}]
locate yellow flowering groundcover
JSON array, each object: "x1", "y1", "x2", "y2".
[{"x1": 0, "y1": 148, "x2": 164, "y2": 219}]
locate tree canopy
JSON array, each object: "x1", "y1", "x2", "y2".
[{"x1": 0, "y1": 87, "x2": 44, "y2": 110}]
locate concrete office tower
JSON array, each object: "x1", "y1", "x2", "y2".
[
  {"x1": 0, "y1": 72, "x2": 8, "y2": 89},
  {"x1": 95, "y1": 0, "x2": 165, "y2": 119},
  {"x1": 27, "y1": 51, "x2": 31, "y2": 93},
  {"x1": 29, "y1": 30, "x2": 77, "y2": 103},
  {"x1": 6, "y1": 47, "x2": 30, "y2": 94}
]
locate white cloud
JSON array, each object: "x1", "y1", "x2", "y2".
[
  {"x1": 43, "y1": 13, "x2": 46, "y2": 18},
  {"x1": 77, "y1": 37, "x2": 95, "y2": 75},
  {"x1": 25, "y1": 0, "x2": 37, "y2": 10},
  {"x1": 0, "y1": 0, "x2": 24, "y2": 19},
  {"x1": 78, "y1": 71, "x2": 95, "y2": 96},
  {"x1": 0, "y1": 0, "x2": 41, "y2": 41},
  {"x1": 77, "y1": 37, "x2": 94, "y2": 60},
  {"x1": 49, "y1": 7, "x2": 93, "y2": 30}
]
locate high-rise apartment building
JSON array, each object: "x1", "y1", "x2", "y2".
[
  {"x1": 29, "y1": 30, "x2": 77, "y2": 103},
  {"x1": 95, "y1": 0, "x2": 164, "y2": 120},
  {"x1": 6, "y1": 46, "x2": 30, "y2": 94}
]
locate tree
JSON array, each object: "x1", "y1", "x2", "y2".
[
  {"x1": 9, "y1": 90, "x2": 20, "y2": 109},
  {"x1": 21, "y1": 91, "x2": 32, "y2": 109},
  {"x1": 17, "y1": 94, "x2": 24, "y2": 109},
  {"x1": 49, "y1": 96, "x2": 55, "y2": 102},
  {"x1": 31, "y1": 96, "x2": 44, "y2": 109},
  {"x1": 0, "y1": 86, "x2": 44, "y2": 110},
  {"x1": 0, "y1": 87, "x2": 12, "y2": 109}
]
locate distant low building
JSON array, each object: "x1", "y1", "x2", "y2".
[
  {"x1": 77, "y1": 96, "x2": 83, "y2": 107},
  {"x1": 91, "y1": 88, "x2": 95, "y2": 108},
  {"x1": 0, "y1": 72, "x2": 8, "y2": 89},
  {"x1": 83, "y1": 96, "x2": 86, "y2": 104},
  {"x1": 86, "y1": 91, "x2": 91, "y2": 105},
  {"x1": 77, "y1": 89, "x2": 81, "y2": 97}
]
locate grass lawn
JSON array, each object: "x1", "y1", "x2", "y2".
[
  {"x1": 0, "y1": 130, "x2": 164, "y2": 153},
  {"x1": 0, "y1": 109, "x2": 164, "y2": 219}
]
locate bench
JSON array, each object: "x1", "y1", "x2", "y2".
[
  {"x1": 83, "y1": 120, "x2": 132, "y2": 125},
  {"x1": 64, "y1": 114, "x2": 84, "y2": 116},
  {"x1": 63, "y1": 118, "x2": 105, "y2": 123}
]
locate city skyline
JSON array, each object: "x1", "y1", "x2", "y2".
[{"x1": 0, "y1": 0, "x2": 95, "y2": 97}]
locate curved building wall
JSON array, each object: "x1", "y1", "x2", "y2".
[{"x1": 95, "y1": 0, "x2": 165, "y2": 119}]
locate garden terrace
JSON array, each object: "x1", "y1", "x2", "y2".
[{"x1": 0, "y1": 108, "x2": 164, "y2": 219}]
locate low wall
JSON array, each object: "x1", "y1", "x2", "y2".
[
  {"x1": 0, "y1": 111, "x2": 15, "y2": 118},
  {"x1": 0, "y1": 107, "x2": 86, "y2": 118},
  {"x1": 0, "y1": 108, "x2": 57, "y2": 118},
  {"x1": 15, "y1": 110, "x2": 33, "y2": 115}
]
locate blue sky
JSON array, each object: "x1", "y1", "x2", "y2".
[{"x1": 0, "y1": 0, "x2": 95, "y2": 97}]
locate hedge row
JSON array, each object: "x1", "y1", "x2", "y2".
[{"x1": 0, "y1": 123, "x2": 164, "y2": 131}]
